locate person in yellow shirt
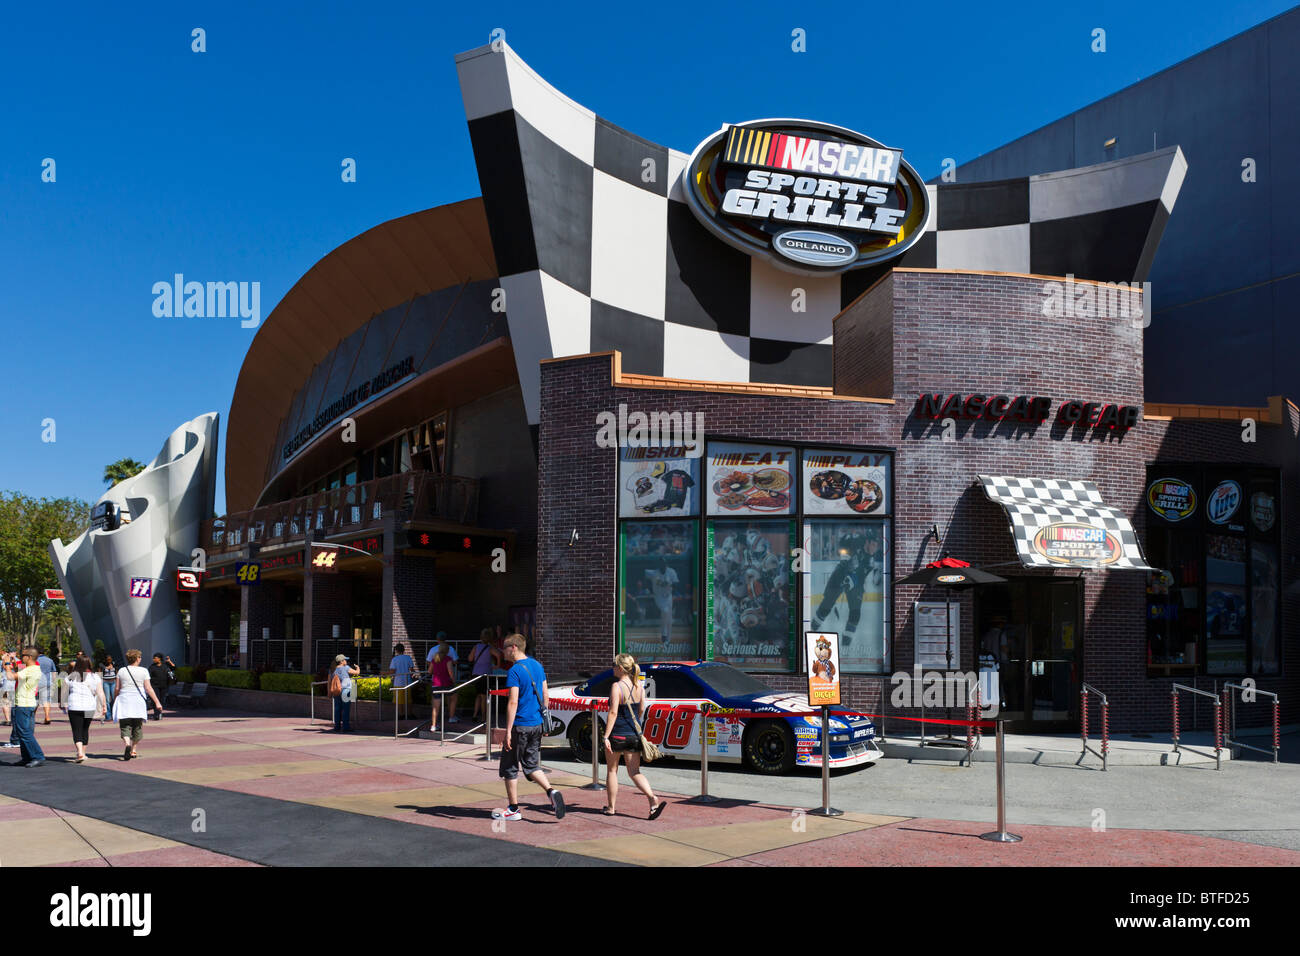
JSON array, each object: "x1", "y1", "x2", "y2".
[{"x1": 11, "y1": 647, "x2": 46, "y2": 767}]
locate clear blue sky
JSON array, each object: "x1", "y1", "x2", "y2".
[{"x1": 2, "y1": 0, "x2": 1293, "y2": 515}]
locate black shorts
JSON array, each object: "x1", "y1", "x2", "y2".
[
  {"x1": 607, "y1": 734, "x2": 641, "y2": 753},
  {"x1": 499, "y1": 725, "x2": 542, "y2": 780}
]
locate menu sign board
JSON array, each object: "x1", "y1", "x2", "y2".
[
  {"x1": 803, "y1": 449, "x2": 888, "y2": 515},
  {"x1": 805, "y1": 631, "x2": 841, "y2": 706},
  {"x1": 914, "y1": 602, "x2": 959, "y2": 670},
  {"x1": 705, "y1": 442, "x2": 795, "y2": 515},
  {"x1": 619, "y1": 446, "x2": 700, "y2": 518}
]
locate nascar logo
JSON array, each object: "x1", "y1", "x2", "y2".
[{"x1": 684, "y1": 119, "x2": 929, "y2": 275}]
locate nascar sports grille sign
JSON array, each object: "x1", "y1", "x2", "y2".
[{"x1": 683, "y1": 119, "x2": 929, "y2": 275}]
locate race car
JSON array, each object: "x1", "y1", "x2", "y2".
[{"x1": 551, "y1": 660, "x2": 881, "y2": 774}]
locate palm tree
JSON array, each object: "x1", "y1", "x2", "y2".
[
  {"x1": 44, "y1": 604, "x2": 74, "y2": 658},
  {"x1": 103, "y1": 458, "x2": 147, "y2": 487}
]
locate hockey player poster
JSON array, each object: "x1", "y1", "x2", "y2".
[
  {"x1": 618, "y1": 520, "x2": 698, "y2": 661},
  {"x1": 706, "y1": 519, "x2": 797, "y2": 671},
  {"x1": 619, "y1": 446, "x2": 700, "y2": 518},
  {"x1": 803, "y1": 519, "x2": 889, "y2": 673}
]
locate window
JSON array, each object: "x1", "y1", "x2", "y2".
[
  {"x1": 803, "y1": 518, "x2": 890, "y2": 673},
  {"x1": 706, "y1": 518, "x2": 797, "y2": 672},
  {"x1": 376, "y1": 440, "x2": 394, "y2": 478},
  {"x1": 646, "y1": 669, "x2": 703, "y2": 699},
  {"x1": 1145, "y1": 466, "x2": 1281, "y2": 676}
]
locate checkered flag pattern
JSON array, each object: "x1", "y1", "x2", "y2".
[
  {"x1": 456, "y1": 43, "x2": 1185, "y2": 423},
  {"x1": 978, "y1": 475, "x2": 1153, "y2": 570}
]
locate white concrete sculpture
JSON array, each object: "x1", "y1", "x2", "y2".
[{"x1": 50, "y1": 412, "x2": 219, "y2": 663}]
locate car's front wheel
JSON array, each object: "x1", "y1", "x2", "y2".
[
  {"x1": 743, "y1": 720, "x2": 796, "y2": 774},
  {"x1": 567, "y1": 711, "x2": 607, "y2": 765}
]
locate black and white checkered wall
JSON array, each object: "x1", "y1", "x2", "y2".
[{"x1": 456, "y1": 44, "x2": 1186, "y2": 422}]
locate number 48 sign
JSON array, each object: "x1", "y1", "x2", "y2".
[{"x1": 236, "y1": 562, "x2": 261, "y2": 585}]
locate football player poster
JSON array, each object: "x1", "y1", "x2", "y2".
[
  {"x1": 805, "y1": 631, "x2": 841, "y2": 705},
  {"x1": 706, "y1": 519, "x2": 797, "y2": 671},
  {"x1": 618, "y1": 520, "x2": 698, "y2": 661},
  {"x1": 619, "y1": 446, "x2": 700, "y2": 517},
  {"x1": 803, "y1": 519, "x2": 889, "y2": 673}
]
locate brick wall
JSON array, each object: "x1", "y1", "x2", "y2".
[{"x1": 537, "y1": 270, "x2": 1298, "y2": 730}]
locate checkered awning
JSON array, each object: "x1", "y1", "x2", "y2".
[{"x1": 978, "y1": 475, "x2": 1153, "y2": 570}]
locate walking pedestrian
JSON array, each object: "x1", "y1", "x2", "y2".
[
  {"x1": 36, "y1": 649, "x2": 56, "y2": 725},
  {"x1": 114, "y1": 650, "x2": 162, "y2": 760},
  {"x1": 10, "y1": 647, "x2": 46, "y2": 767},
  {"x1": 1, "y1": 652, "x2": 15, "y2": 726},
  {"x1": 602, "y1": 653, "x2": 665, "y2": 820},
  {"x1": 147, "y1": 653, "x2": 170, "y2": 720},
  {"x1": 63, "y1": 656, "x2": 106, "y2": 763},
  {"x1": 329, "y1": 654, "x2": 359, "y2": 733},
  {"x1": 469, "y1": 627, "x2": 500, "y2": 721},
  {"x1": 387, "y1": 643, "x2": 415, "y2": 717},
  {"x1": 492, "y1": 633, "x2": 565, "y2": 822},
  {"x1": 425, "y1": 631, "x2": 459, "y2": 724},
  {"x1": 427, "y1": 637, "x2": 456, "y2": 732},
  {"x1": 100, "y1": 656, "x2": 117, "y2": 722}
]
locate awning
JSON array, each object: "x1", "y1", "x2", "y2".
[{"x1": 978, "y1": 475, "x2": 1153, "y2": 570}]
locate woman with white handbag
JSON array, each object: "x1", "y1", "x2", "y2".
[{"x1": 602, "y1": 654, "x2": 666, "y2": 820}]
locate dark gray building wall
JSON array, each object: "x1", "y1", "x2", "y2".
[{"x1": 953, "y1": 7, "x2": 1300, "y2": 408}]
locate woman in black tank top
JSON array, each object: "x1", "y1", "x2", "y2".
[{"x1": 602, "y1": 654, "x2": 665, "y2": 820}]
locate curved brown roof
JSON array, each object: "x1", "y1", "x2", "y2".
[{"x1": 225, "y1": 198, "x2": 498, "y2": 512}]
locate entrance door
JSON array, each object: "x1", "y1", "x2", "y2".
[{"x1": 977, "y1": 578, "x2": 1082, "y2": 731}]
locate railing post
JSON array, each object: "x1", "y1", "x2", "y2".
[
  {"x1": 1100, "y1": 696, "x2": 1109, "y2": 772},
  {"x1": 1171, "y1": 686, "x2": 1180, "y2": 753},
  {"x1": 1274, "y1": 698, "x2": 1281, "y2": 764},
  {"x1": 1080, "y1": 687, "x2": 1088, "y2": 756},
  {"x1": 580, "y1": 698, "x2": 605, "y2": 791},
  {"x1": 1214, "y1": 692, "x2": 1223, "y2": 771},
  {"x1": 690, "y1": 703, "x2": 718, "y2": 803}
]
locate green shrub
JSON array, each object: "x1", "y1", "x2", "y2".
[
  {"x1": 205, "y1": 668, "x2": 257, "y2": 689},
  {"x1": 353, "y1": 676, "x2": 396, "y2": 701},
  {"x1": 259, "y1": 672, "x2": 314, "y2": 695},
  {"x1": 174, "y1": 666, "x2": 196, "y2": 683}
]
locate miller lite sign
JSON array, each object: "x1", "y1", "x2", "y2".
[{"x1": 683, "y1": 119, "x2": 929, "y2": 275}]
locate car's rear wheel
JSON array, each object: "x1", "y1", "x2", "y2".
[
  {"x1": 743, "y1": 720, "x2": 795, "y2": 774},
  {"x1": 567, "y1": 712, "x2": 606, "y2": 765}
]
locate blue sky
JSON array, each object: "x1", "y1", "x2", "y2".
[{"x1": 1, "y1": 0, "x2": 1293, "y2": 515}]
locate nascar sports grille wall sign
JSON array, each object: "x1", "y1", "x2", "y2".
[{"x1": 683, "y1": 119, "x2": 930, "y2": 274}]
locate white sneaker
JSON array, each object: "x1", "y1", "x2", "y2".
[
  {"x1": 491, "y1": 807, "x2": 522, "y2": 821},
  {"x1": 1, "y1": 743, "x2": 19, "y2": 749}
]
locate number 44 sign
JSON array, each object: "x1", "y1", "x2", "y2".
[{"x1": 310, "y1": 545, "x2": 340, "y2": 573}]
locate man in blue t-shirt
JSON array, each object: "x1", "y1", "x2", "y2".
[{"x1": 493, "y1": 634, "x2": 565, "y2": 823}]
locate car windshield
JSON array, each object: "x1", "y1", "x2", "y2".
[{"x1": 690, "y1": 662, "x2": 774, "y2": 699}]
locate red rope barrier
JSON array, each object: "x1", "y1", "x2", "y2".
[
  {"x1": 1171, "y1": 688, "x2": 1179, "y2": 742},
  {"x1": 1101, "y1": 700, "x2": 1109, "y2": 758},
  {"x1": 1080, "y1": 689, "x2": 1088, "y2": 747},
  {"x1": 1215, "y1": 692, "x2": 1224, "y2": 755}
]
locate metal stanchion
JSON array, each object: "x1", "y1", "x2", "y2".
[
  {"x1": 481, "y1": 678, "x2": 494, "y2": 761},
  {"x1": 689, "y1": 703, "x2": 718, "y2": 803},
  {"x1": 979, "y1": 719, "x2": 1022, "y2": 842},
  {"x1": 581, "y1": 700, "x2": 605, "y2": 791},
  {"x1": 809, "y1": 705, "x2": 843, "y2": 817}
]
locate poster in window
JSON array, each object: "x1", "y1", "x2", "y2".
[
  {"x1": 1205, "y1": 533, "x2": 1246, "y2": 674},
  {"x1": 618, "y1": 521, "x2": 698, "y2": 661},
  {"x1": 1250, "y1": 541, "x2": 1280, "y2": 675},
  {"x1": 803, "y1": 449, "x2": 890, "y2": 516},
  {"x1": 802, "y1": 519, "x2": 889, "y2": 672},
  {"x1": 706, "y1": 519, "x2": 796, "y2": 670},
  {"x1": 619, "y1": 447, "x2": 700, "y2": 518},
  {"x1": 705, "y1": 442, "x2": 795, "y2": 515}
]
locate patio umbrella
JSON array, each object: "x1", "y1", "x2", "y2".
[{"x1": 897, "y1": 557, "x2": 1007, "y2": 743}]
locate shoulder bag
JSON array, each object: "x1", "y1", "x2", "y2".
[
  {"x1": 618, "y1": 681, "x2": 662, "y2": 763},
  {"x1": 516, "y1": 659, "x2": 556, "y2": 734},
  {"x1": 328, "y1": 671, "x2": 342, "y2": 697}
]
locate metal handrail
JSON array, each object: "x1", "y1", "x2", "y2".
[
  {"x1": 1080, "y1": 682, "x2": 1109, "y2": 771},
  {"x1": 309, "y1": 680, "x2": 328, "y2": 725},
  {"x1": 392, "y1": 675, "x2": 427, "y2": 738},
  {"x1": 1222, "y1": 683, "x2": 1281, "y2": 764},
  {"x1": 429, "y1": 674, "x2": 486, "y2": 743},
  {"x1": 1171, "y1": 683, "x2": 1223, "y2": 770}
]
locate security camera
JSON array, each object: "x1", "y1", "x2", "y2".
[{"x1": 569, "y1": 529, "x2": 580, "y2": 547}]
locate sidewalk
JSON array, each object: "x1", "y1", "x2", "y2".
[{"x1": 1, "y1": 708, "x2": 1297, "y2": 866}]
